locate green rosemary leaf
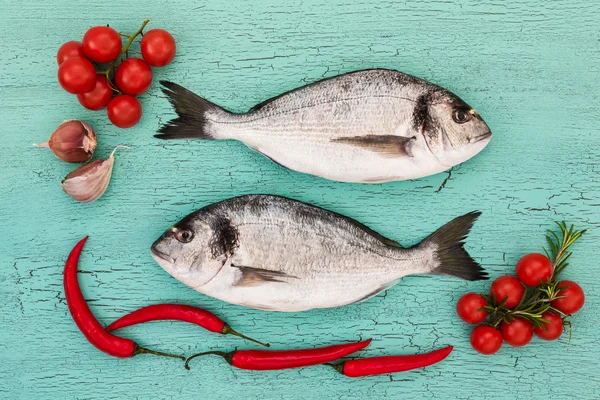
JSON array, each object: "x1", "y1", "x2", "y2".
[
  {"x1": 546, "y1": 235, "x2": 557, "y2": 252},
  {"x1": 543, "y1": 247, "x2": 550, "y2": 259},
  {"x1": 549, "y1": 230, "x2": 561, "y2": 249},
  {"x1": 567, "y1": 223, "x2": 574, "y2": 239},
  {"x1": 497, "y1": 296, "x2": 508, "y2": 309}
]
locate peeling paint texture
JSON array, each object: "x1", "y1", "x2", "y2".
[{"x1": 1, "y1": 1, "x2": 599, "y2": 399}]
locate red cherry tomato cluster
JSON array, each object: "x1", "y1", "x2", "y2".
[
  {"x1": 55, "y1": 20, "x2": 176, "y2": 128},
  {"x1": 457, "y1": 250, "x2": 585, "y2": 356}
]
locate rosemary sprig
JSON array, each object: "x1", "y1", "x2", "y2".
[
  {"x1": 544, "y1": 221, "x2": 586, "y2": 279},
  {"x1": 481, "y1": 221, "x2": 584, "y2": 333}
]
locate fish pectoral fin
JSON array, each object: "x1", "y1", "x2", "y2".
[
  {"x1": 232, "y1": 265, "x2": 298, "y2": 287},
  {"x1": 331, "y1": 135, "x2": 416, "y2": 157}
]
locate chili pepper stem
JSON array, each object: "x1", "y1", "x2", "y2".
[
  {"x1": 324, "y1": 362, "x2": 344, "y2": 374},
  {"x1": 222, "y1": 324, "x2": 270, "y2": 347},
  {"x1": 133, "y1": 344, "x2": 185, "y2": 361},
  {"x1": 185, "y1": 351, "x2": 233, "y2": 370}
]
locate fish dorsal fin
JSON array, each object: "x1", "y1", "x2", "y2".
[
  {"x1": 248, "y1": 74, "x2": 343, "y2": 112},
  {"x1": 247, "y1": 69, "x2": 406, "y2": 113},
  {"x1": 279, "y1": 194, "x2": 403, "y2": 248},
  {"x1": 232, "y1": 265, "x2": 298, "y2": 287},
  {"x1": 331, "y1": 135, "x2": 416, "y2": 157},
  {"x1": 327, "y1": 209, "x2": 402, "y2": 248},
  {"x1": 249, "y1": 92, "x2": 290, "y2": 112}
]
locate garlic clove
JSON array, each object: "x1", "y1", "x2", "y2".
[
  {"x1": 61, "y1": 145, "x2": 127, "y2": 203},
  {"x1": 35, "y1": 120, "x2": 97, "y2": 163}
]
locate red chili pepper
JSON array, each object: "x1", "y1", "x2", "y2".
[
  {"x1": 328, "y1": 346, "x2": 453, "y2": 377},
  {"x1": 65, "y1": 237, "x2": 184, "y2": 360},
  {"x1": 184, "y1": 339, "x2": 371, "y2": 370},
  {"x1": 106, "y1": 304, "x2": 269, "y2": 347}
]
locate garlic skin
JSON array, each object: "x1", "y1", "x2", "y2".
[
  {"x1": 61, "y1": 145, "x2": 126, "y2": 203},
  {"x1": 35, "y1": 120, "x2": 97, "y2": 163}
]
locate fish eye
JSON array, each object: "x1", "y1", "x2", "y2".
[
  {"x1": 452, "y1": 109, "x2": 472, "y2": 124},
  {"x1": 175, "y1": 229, "x2": 194, "y2": 243}
]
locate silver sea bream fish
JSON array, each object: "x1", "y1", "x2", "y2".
[
  {"x1": 151, "y1": 195, "x2": 487, "y2": 312},
  {"x1": 156, "y1": 69, "x2": 491, "y2": 183}
]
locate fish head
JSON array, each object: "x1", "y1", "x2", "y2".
[
  {"x1": 423, "y1": 90, "x2": 492, "y2": 167},
  {"x1": 151, "y1": 214, "x2": 226, "y2": 288}
]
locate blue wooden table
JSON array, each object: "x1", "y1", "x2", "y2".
[{"x1": 1, "y1": 1, "x2": 599, "y2": 398}]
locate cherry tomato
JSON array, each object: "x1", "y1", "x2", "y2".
[
  {"x1": 516, "y1": 253, "x2": 553, "y2": 286},
  {"x1": 82, "y1": 26, "x2": 122, "y2": 63},
  {"x1": 456, "y1": 293, "x2": 488, "y2": 324},
  {"x1": 76, "y1": 75, "x2": 114, "y2": 110},
  {"x1": 57, "y1": 57, "x2": 97, "y2": 94},
  {"x1": 551, "y1": 280, "x2": 585, "y2": 314},
  {"x1": 140, "y1": 29, "x2": 176, "y2": 67},
  {"x1": 490, "y1": 275, "x2": 524, "y2": 308},
  {"x1": 56, "y1": 41, "x2": 86, "y2": 65},
  {"x1": 470, "y1": 325, "x2": 503, "y2": 355},
  {"x1": 534, "y1": 312, "x2": 563, "y2": 341},
  {"x1": 114, "y1": 58, "x2": 153, "y2": 96},
  {"x1": 500, "y1": 317, "x2": 533, "y2": 346},
  {"x1": 107, "y1": 95, "x2": 142, "y2": 128}
]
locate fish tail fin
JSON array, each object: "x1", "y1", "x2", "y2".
[
  {"x1": 420, "y1": 211, "x2": 488, "y2": 281},
  {"x1": 155, "y1": 81, "x2": 230, "y2": 140}
]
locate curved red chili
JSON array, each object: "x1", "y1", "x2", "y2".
[
  {"x1": 185, "y1": 339, "x2": 372, "y2": 370},
  {"x1": 106, "y1": 304, "x2": 269, "y2": 347},
  {"x1": 65, "y1": 237, "x2": 184, "y2": 360},
  {"x1": 329, "y1": 346, "x2": 453, "y2": 377}
]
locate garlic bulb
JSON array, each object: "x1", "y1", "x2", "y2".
[
  {"x1": 35, "y1": 120, "x2": 97, "y2": 163},
  {"x1": 61, "y1": 145, "x2": 127, "y2": 203}
]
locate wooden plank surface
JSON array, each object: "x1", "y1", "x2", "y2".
[{"x1": 1, "y1": 1, "x2": 599, "y2": 398}]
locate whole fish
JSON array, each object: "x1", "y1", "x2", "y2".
[
  {"x1": 156, "y1": 69, "x2": 491, "y2": 183},
  {"x1": 151, "y1": 195, "x2": 487, "y2": 312}
]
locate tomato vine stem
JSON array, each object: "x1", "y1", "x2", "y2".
[{"x1": 101, "y1": 18, "x2": 151, "y2": 93}]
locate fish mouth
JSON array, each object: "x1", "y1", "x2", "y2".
[
  {"x1": 472, "y1": 131, "x2": 492, "y2": 143},
  {"x1": 151, "y1": 245, "x2": 175, "y2": 264}
]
